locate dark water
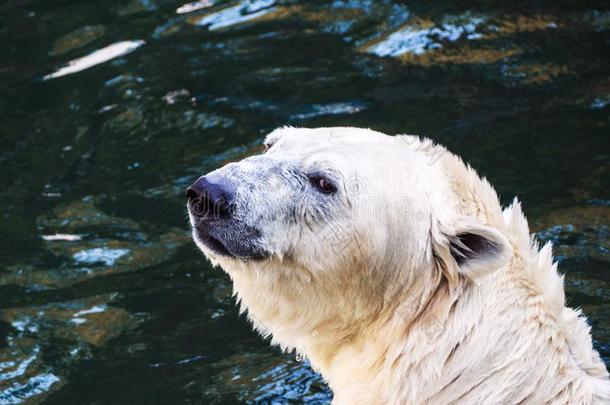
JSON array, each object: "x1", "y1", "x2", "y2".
[{"x1": 0, "y1": 0, "x2": 609, "y2": 403}]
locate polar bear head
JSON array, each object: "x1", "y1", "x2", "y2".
[{"x1": 186, "y1": 127, "x2": 511, "y2": 354}]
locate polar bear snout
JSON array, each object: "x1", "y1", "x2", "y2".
[
  {"x1": 186, "y1": 175, "x2": 234, "y2": 219},
  {"x1": 186, "y1": 172, "x2": 269, "y2": 261}
]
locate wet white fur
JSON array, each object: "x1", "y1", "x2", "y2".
[{"x1": 194, "y1": 127, "x2": 610, "y2": 404}]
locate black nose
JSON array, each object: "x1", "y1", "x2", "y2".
[{"x1": 186, "y1": 176, "x2": 233, "y2": 218}]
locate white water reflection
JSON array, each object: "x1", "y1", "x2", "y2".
[
  {"x1": 195, "y1": 0, "x2": 276, "y2": 30},
  {"x1": 253, "y1": 360, "x2": 331, "y2": 403},
  {"x1": 290, "y1": 102, "x2": 366, "y2": 120},
  {"x1": 0, "y1": 349, "x2": 39, "y2": 382},
  {"x1": 74, "y1": 305, "x2": 107, "y2": 317},
  {"x1": 41, "y1": 234, "x2": 82, "y2": 241},
  {"x1": 176, "y1": 0, "x2": 215, "y2": 14},
  {"x1": 368, "y1": 17, "x2": 485, "y2": 57},
  {"x1": 11, "y1": 318, "x2": 39, "y2": 334},
  {"x1": 0, "y1": 344, "x2": 60, "y2": 405},
  {"x1": 591, "y1": 97, "x2": 610, "y2": 109},
  {"x1": 0, "y1": 373, "x2": 60, "y2": 404},
  {"x1": 73, "y1": 247, "x2": 130, "y2": 266},
  {"x1": 0, "y1": 293, "x2": 137, "y2": 403},
  {"x1": 44, "y1": 40, "x2": 145, "y2": 80}
]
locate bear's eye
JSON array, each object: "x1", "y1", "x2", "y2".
[{"x1": 309, "y1": 175, "x2": 337, "y2": 194}]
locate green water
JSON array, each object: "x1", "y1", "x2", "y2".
[{"x1": 0, "y1": 0, "x2": 608, "y2": 403}]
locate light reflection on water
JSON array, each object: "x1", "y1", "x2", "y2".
[
  {"x1": 43, "y1": 40, "x2": 145, "y2": 80},
  {"x1": 367, "y1": 15, "x2": 486, "y2": 57},
  {"x1": 0, "y1": 0, "x2": 608, "y2": 403},
  {"x1": 72, "y1": 247, "x2": 130, "y2": 266},
  {"x1": 195, "y1": 0, "x2": 277, "y2": 30},
  {"x1": 176, "y1": 0, "x2": 215, "y2": 15},
  {"x1": 0, "y1": 373, "x2": 61, "y2": 405}
]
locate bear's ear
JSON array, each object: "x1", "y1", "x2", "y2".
[
  {"x1": 435, "y1": 221, "x2": 511, "y2": 280},
  {"x1": 263, "y1": 133, "x2": 280, "y2": 150},
  {"x1": 264, "y1": 126, "x2": 292, "y2": 150}
]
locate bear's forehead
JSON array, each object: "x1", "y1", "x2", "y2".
[
  {"x1": 265, "y1": 127, "x2": 412, "y2": 162},
  {"x1": 267, "y1": 126, "x2": 390, "y2": 149},
  {"x1": 265, "y1": 127, "x2": 431, "y2": 172}
]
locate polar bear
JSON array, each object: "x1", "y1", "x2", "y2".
[{"x1": 186, "y1": 127, "x2": 610, "y2": 404}]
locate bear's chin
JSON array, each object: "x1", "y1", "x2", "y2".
[{"x1": 192, "y1": 229, "x2": 270, "y2": 264}]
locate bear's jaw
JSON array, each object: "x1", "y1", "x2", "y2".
[{"x1": 226, "y1": 258, "x2": 400, "y2": 350}]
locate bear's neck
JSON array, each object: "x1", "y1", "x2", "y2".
[
  {"x1": 229, "y1": 261, "x2": 585, "y2": 404},
  {"x1": 306, "y1": 269, "x2": 586, "y2": 404},
  {"x1": 230, "y1": 262, "x2": 470, "y2": 402},
  {"x1": 306, "y1": 271, "x2": 469, "y2": 404}
]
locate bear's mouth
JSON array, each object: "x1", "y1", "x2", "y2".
[
  {"x1": 193, "y1": 227, "x2": 269, "y2": 261},
  {"x1": 196, "y1": 232, "x2": 234, "y2": 257}
]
